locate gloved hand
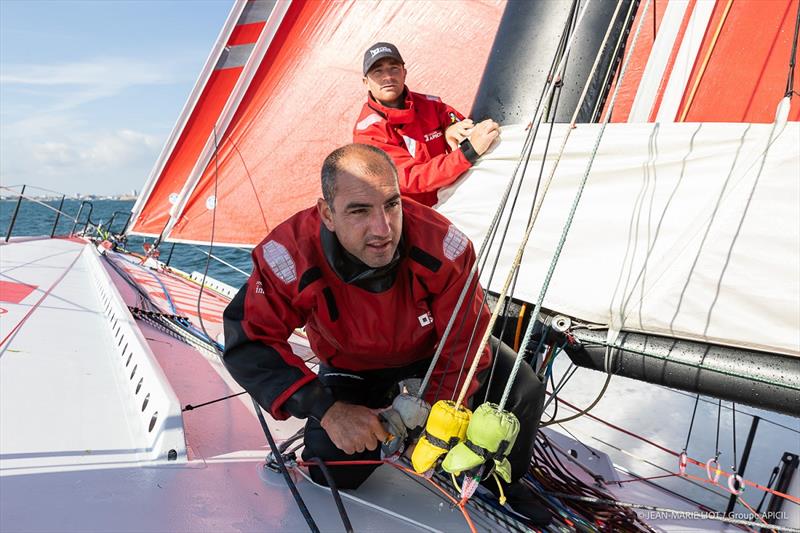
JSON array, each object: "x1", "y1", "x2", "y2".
[
  {"x1": 392, "y1": 393, "x2": 430, "y2": 430},
  {"x1": 378, "y1": 408, "x2": 408, "y2": 458}
]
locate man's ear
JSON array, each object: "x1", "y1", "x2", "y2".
[
  {"x1": 317, "y1": 198, "x2": 335, "y2": 232},
  {"x1": 362, "y1": 76, "x2": 369, "y2": 89}
]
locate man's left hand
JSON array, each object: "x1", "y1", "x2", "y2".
[{"x1": 445, "y1": 119, "x2": 474, "y2": 150}]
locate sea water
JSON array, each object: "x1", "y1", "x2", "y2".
[{"x1": 0, "y1": 198, "x2": 253, "y2": 288}]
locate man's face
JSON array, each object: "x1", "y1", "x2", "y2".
[
  {"x1": 363, "y1": 58, "x2": 407, "y2": 107},
  {"x1": 318, "y1": 156, "x2": 403, "y2": 268}
]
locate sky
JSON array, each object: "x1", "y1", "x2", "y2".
[{"x1": 0, "y1": 0, "x2": 234, "y2": 196}]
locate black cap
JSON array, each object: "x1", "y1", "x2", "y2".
[{"x1": 362, "y1": 42, "x2": 404, "y2": 76}]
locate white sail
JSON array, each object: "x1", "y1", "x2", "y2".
[{"x1": 438, "y1": 119, "x2": 800, "y2": 357}]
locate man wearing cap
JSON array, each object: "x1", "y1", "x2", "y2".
[{"x1": 353, "y1": 42, "x2": 500, "y2": 207}]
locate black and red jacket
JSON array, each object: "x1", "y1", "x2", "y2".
[
  {"x1": 223, "y1": 200, "x2": 491, "y2": 421},
  {"x1": 353, "y1": 88, "x2": 479, "y2": 207}
]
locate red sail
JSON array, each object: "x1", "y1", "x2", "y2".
[{"x1": 165, "y1": 0, "x2": 504, "y2": 246}]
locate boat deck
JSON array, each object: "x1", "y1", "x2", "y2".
[{"x1": 1, "y1": 237, "x2": 779, "y2": 532}]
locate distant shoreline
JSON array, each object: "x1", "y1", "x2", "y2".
[{"x1": 0, "y1": 195, "x2": 137, "y2": 202}]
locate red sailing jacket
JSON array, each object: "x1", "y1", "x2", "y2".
[
  {"x1": 223, "y1": 200, "x2": 491, "y2": 421},
  {"x1": 353, "y1": 88, "x2": 477, "y2": 207}
]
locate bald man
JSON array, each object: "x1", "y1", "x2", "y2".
[{"x1": 223, "y1": 144, "x2": 548, "y2": 525}]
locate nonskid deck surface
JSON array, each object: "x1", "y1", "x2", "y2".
[
  {"x1": 0, "y1": 239, "x2": 767, "y2": 531},
  {"x1": 1, "y1": 238, "x2": 151, "y2": 472}
]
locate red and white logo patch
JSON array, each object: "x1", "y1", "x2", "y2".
[{"x1": 418, "y1": 312, "x2": 434, "y2": 327}]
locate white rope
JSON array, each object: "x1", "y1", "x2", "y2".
[
  {"x1": 499, "y1": 0, "x2": 654, "y2": 410},
  {"x1": 415, "y1": 0, "x2": 595, "y2": 399},
  {"x1": 441, "y1": 0, "x2": 600, "y2": 409}
]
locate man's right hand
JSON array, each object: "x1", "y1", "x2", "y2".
[
  {"x1": 320, "y1": 401, "x2": 389, "y2": 455},
  {"x1": 469, "y1": 118, "x2": 500, "y2": 156}
]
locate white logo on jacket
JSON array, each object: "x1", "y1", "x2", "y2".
[
  {"x1": 424, "y1": 130, "x2": 442, "y2": 142},
  {"x1": 418, "y1": 312, "x2": 434, "y2": 327},
  {"x1": 262, "y1": 240, "x2": 297, "y2": 284},
  {"x1": 255, "y1": 281, "x2": 265, "y2": 294}
]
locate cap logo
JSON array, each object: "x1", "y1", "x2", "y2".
[{"x1": 370, "y1": 46, "x2": 392, "y2": 57}]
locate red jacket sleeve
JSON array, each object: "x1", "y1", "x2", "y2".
[
  {"x1": 354, "y1": 122, "x2": 473, "y2": 196},
  {"x1": 223, "y1": 242, "x2": 331, "y2": 421},
  {"x1": 421, "y1": 234, "x2": 491, "y2": 405}
]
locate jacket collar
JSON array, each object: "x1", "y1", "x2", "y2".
[
  {"x1": 366, "y1": 87, "x2": 415, "y2": 126},
  {"x1": 319, "y1": 224, "x2": 403, "y2": 293}
]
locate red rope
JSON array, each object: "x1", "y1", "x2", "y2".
[{"x1": 556, "y1": 397, "x2": 800, "y2": 505}]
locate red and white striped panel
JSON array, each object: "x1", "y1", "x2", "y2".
[{"x1": 608, "y1": 0, "x2": 799, "y2": 123}]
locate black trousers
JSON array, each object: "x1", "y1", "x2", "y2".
[{"x1": 301, "y1": 338, "x2": 545, "y2": 489}]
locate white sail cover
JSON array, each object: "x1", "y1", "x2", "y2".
[{"x1": 437, "y1": 120, "x2": 800, "y2": 357}]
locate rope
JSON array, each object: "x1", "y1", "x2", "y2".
[
  {"x1": 305, "y1": 458, "x2": 353, "y2": 533},
  {"x1": 785, "y1": 0, "x2": 800, "y2": 97},
  {"x1": 416, "y1": 0, "x2": 590, "y2": 400},
  {"x1": 253, "y1": 398, "x2": 319, "y2": 533},
  {"x1": 182, "y1": 391, "x2": 246, "y2": 412},
  {"x1": 554, "y1": 395, "x2": 800, "y2": 505},
  {"x1": 499, "y1": 0, "x2": 654, "y2": 410},
  {"x1": 677, "y1": 0, "x2": 733, "y2": 122}
]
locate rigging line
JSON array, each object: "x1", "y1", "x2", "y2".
[
  {"x1": 684, "y1": 393, "x2": 701, "y2": 452},
  {"x1": 555, "y1": 395, "x2": 800, "y2": 506},
  {"x1": 182, "y1": 391, "x2": 247, "y2": 412},
  {"x1": 423, "y1": 0, "x2": 588, "y2": 403},
  {"x1": 714, "y1": 398, "x2": 722, "y2": 460},
  {"x1": 500, "y1": 0, "x2": 653, "y2": 411},
  {"x1": 731, "y1": 402, "x2": 738, "y2": 474},
  {"x1": 416, "y1": 0, "x2": 580, "y2": 399},
  {"x1": 590, "y1": 0, "x2": 639, "y2": 122},
  {"x1": 785, "y1": 0, "x2": 800, "y2": 97},
  {"x1": 579, "y1": 339, "x2": 800, "y2": 392},
  {"x1": 584, "y1": 433, "x2": 730, "y2": 504},
  {"x1": 447, "y1": 69, "x2": 569, "y2": 401},
  {"x1": 454, "y1": 0, "x2": 620, "y2": 409},
  {"x1": 253, "y1": 398, "x2": 319, "y2": 533},
  {"x1": 228, "y1": 137, "x2": 271, "y2": 234},
  {"x1": 677, "y1": 0, "x2": 733, "y2": 122},
  {"x1": 304, "y1": 458, "x2": 353, "y2": 533},
  {"x1": 195, "y1": 127, "x2": 221, "y2": 350},
  {"x1": 669, "y1": 388, "x2": 800, "y2": 435},
  {"x1": 474, "y1": 56, "x2": 574, "y2": 401},
  {"x1": 540, "y1": 372, "x2": 612, "y2": 427},
  {"x1": 542, "y1": 362, "x2": 578, "y2": 414},
  {"x1": 186, "y1": 243, "x2": 250, "y2": 277}
]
